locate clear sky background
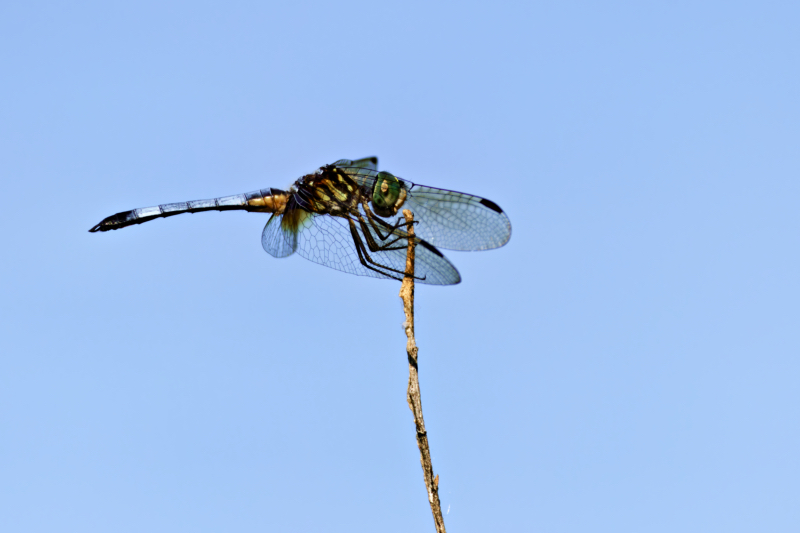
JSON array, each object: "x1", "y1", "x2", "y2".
[{"x1": 2, "y1": 2, "x2": 798, "y2": 532}]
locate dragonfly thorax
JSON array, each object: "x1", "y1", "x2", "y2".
[{"x1": 294, "y1": 166, "x2": 362, "y2": 216}]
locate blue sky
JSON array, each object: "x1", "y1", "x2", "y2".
[{"x1": 2, "y1": 1, "x2": 799, "y2": 532}]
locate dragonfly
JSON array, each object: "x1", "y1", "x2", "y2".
[{"x1": 89, "y1": 157, "x2": 511, "y2": 285}]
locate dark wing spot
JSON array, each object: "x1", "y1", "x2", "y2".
[
  {"x1": 418, "y1": 239, "x2": 444, "y2": 257},
  {"x1": 479, "y1": 198, "x2": 503, "y2": 214}
]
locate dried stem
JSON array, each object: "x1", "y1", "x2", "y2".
[{"x1": 399, "y1": 209, "x2": 447, "y2": 533}]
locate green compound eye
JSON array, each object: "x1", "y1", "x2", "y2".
[{"x1": 371, "y1": 171, "x2": 407, "y2": 217}]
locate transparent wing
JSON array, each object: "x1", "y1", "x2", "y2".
[
  {"x1": 261, "y1": 214, "x2": 299, "y2": 258},
  {"x1": 401, "y1": 184, "x2": 511, "y2": 251},
  {"x1": 289, "y1": 210, "x2": 460, "y2": 285},
  {"x1": 336, "y1": 163, "x2": 511, "y2": 251}
]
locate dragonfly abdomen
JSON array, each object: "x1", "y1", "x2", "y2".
[{"x1": 89, "y1": 188, "x2": 289, "y2": 232}]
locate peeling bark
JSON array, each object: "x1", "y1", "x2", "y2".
[{"x1": 399, "y1": 209, "x2": 447, "y2": 533}]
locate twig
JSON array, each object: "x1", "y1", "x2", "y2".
[{"x1": 399, "y1": 209, "x2": 447, "y2": 533}]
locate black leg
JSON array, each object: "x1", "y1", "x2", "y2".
[
  {"x1": 347, "y1": 220, "x2": 404, "y2": 280},
  {"x1": 359, "y1": 199, "x2": 417, "y2": 242},
  {"x1": 348, "y1": 219, "x2": 425, "y2": 281},
  {"x1": 357, "y1": 215, "x2": 409, "y2": 252}
]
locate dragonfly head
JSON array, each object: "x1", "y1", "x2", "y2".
[{"x1": 371, "y1": 171, "x2": 407, "y2": 217}]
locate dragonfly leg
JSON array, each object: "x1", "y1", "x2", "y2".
[
  {"x1": 353, "y1": 206, "x2": 413, "y2": 251},
  {"x1": 359, "y1": 198, "x2": 417, "y2": 242},
  {"x1": 353, "y1": 215, "x2": 428, "y2": 281},
  {"x1": 347, "y1": 220, "x2": 403, "y2": 281},
  {"x1": 355, "y1": 213, "x2": 411, "y2": 253},
  {"x1": 347, "y1": 219, "x2": 425, "y2": 281}
]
